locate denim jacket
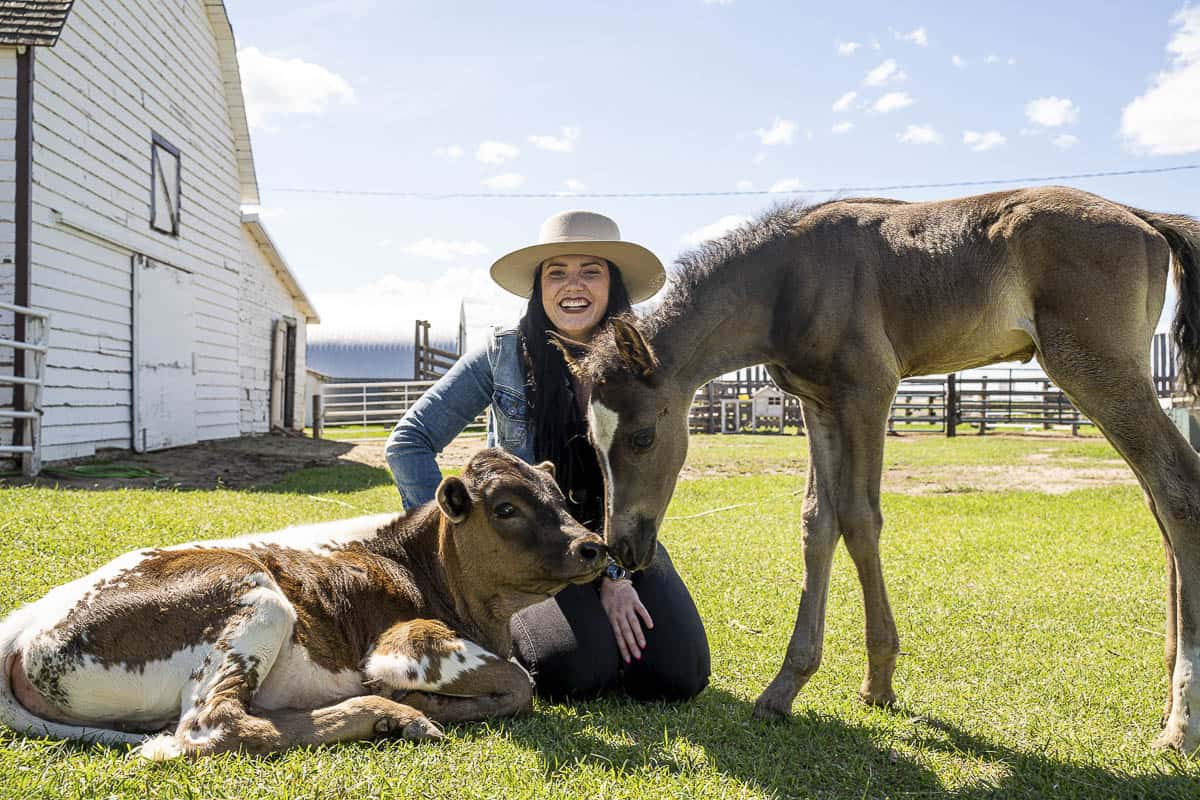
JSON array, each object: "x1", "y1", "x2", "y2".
[{"x1": 386, "y1": 328, "x2": 533, "y2": 510}]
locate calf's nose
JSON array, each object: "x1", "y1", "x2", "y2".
[{"x1": 571, "y1": 534, "x2": 606, "y2": 566}]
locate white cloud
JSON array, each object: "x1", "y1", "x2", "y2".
[
  {"x1": 483, "y1": 173, "x2": 525, "y2": 190},
  {"x1": 838, "y1": 41, "x2": 860, "y2": 56},
  {"x1": 756, "y1": 118, "x2": 797, "y2": 145},
  {"x1": 310, "y1": 269, "x2": 526, "y2": 352},
  {"x1": 963, "y1": 130, "x2": 1007, "y2": 151},
  {"x1": 735, "y1": 179, "x2": 753, "y2": 190},
  {"x1": 681, "y1": 214, "x2": 751, "y2": 246},
  {"x1": 703, "y1": 0, "x2": 735, "y2": 5},
  {"x1": 952, "y1": 54, "x2": 966, "y2": 68},
  {"x1": 1025, "y1": 96, "x2": 1079, "y2": 127},
  {"x1": 832, "y1": 121, "x2": 854, "y2": 134},
  {"x1": 529, "y1": 126, "x2": 581, "y2": 152},
  {"x1": 1121, "y1": 7, "x2": 1200, "y2": 155},
  {"x1": 1052, "y1": 133, "x2": 1079, "y2": 150},
  {"x1": 400, "y1": 239, "x2": 489, "y2": 261},
  {"x1": 476, "y1": 141, "x2": 520, "y2": 165},
  {"x1": 378, "y1": 239, "x2": 393, "y2": 248},
  {"x1": 864, "y1": 59, "x2": 907, "y2": 86},
  {"x1": 832, "y1": 90, "x2": 858, "y2": 112},
  {"x1": 434, "y1": 144, "x2": 464, "y2": 159},
  {"x1": 752, "y1": 151, "x2": 768, "y2": 165},
  {"x1": 236, "y1": 46, "x2": 355, "y2": 131},
  {"x1": 895, "y1": 27, "x2": 928, "y2": 47},
  {"x1": 898, "y1": 124, "x2": 941, "y2": 144},
  {"x1": 563, "y1": 178, "x2": 587, "y2": 192},
  {"x1": 985, "y1": 54, "x2": 1000, "y2": 64},
  {"x1": 871, "y1": 92, "x2": 914, "y2": 113},
  {"x1": 768, "y1": 178, "x2": 803, "y2": 193}
]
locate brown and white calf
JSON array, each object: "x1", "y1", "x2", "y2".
[{"x1": 0, "y1": 450, "x2": 605, "y2": 758}]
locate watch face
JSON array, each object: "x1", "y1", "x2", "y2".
[{"x1": 605, "y1": 563, "x2": 627, "y2": 581}]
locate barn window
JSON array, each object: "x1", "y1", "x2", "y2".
[{"x1": 150, "y1": 134, "x2": 181, "y2": 236}]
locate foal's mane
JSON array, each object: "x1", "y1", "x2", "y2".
[{"x1": 578, "y1": 197, "x2": 902, "y2": 382}]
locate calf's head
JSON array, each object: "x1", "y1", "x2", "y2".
[{"x1": 436, "y1": 449, "x2": 606, "y2": 596}]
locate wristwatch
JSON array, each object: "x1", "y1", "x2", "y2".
[{"x1": 603, "y1": 559, "x2": 628, "y2": 581}]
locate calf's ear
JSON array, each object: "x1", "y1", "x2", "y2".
[
  {"x1": 534, "y1": 460, "x2": 556, "y2": 479},
  {"x1": 436, "y1": 477, "x2": 472, "y2": 523}
]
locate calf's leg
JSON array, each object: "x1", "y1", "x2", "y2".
[{"x1": 364, "y1": 619, "x2": 533, "y2": 723}]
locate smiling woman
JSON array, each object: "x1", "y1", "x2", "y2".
[{"x1": 386, "y1": 210, "x2": 709, "y2": 702}]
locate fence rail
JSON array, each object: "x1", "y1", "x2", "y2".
[
  {"x1": 0, "y1": 301, "x2": 49, "y2": 475},
  {"x1": 316, "y1": 333, "x2": 1183, "y2": 440},
  {"x1": 319, "y1": 380, "x2": 486, "y2": 435}
]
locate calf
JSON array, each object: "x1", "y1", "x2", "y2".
[{"x1": 0, "y1": 450, "x2": 605, "y2": 758}]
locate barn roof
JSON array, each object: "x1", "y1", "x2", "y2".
[
  {"x1": 203, "y1": 1, "x2": 259, "y2": 206},
  {"x1": 242, "y1": 212, "x2": 319, "y2": 323},
  {"x1": 0, "y1": 1, "x2": 74, "y2": 47},
  {"x1": 307, "y1": 330, "x2": 459, "y2": 381}
]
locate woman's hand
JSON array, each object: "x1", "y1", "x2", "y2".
[{"x1": 599, "y1": 578, "x2": 654, "y2": 663}]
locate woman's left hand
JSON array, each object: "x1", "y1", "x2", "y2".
[{"x1": 599, "y1": 578, "x2": 654, "y2": 664}]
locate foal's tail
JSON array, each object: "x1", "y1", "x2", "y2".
[{"x1": 1127, "y1": 208, "x2": 1200, "y2": 397}]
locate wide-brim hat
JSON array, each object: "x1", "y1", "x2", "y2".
[{"x1": 490, "y1": 210, "x2": 666, "y2": 303}]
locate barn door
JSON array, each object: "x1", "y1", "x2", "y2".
[{"x1": 133, "y1": 255, "x2": 197, "y2": 452}]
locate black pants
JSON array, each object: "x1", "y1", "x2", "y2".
[{"x1": 510, "y1": 544, "x2": 710, "y2": 701}]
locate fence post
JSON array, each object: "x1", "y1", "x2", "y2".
[
  {"x1": 1042, "y1": 381, "x2": 1051, "y2": 430},
  {"x1": 945, "y1": 373, "x2": 957, "y2": 438},
  {"x1": 312, "y1": 393, "x2": 324, "y2": 439},
  {"x1": 977, "y1": 376, "x2": 988, "y2": 435}
]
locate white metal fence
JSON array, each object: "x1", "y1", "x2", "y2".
[
  {"x1": 0, "y1": 301, "x2": 48, "y2": 475},
  {"x1": 320, "y1": 380, "x2": 486, "y2": 435}
]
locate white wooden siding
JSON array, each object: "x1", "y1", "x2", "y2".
[
  {"x1": 0, "y1": 48, "x2": 17, "y2": 459},
  {"x1": 31, "y1": 0, "x2": 246, "y2": 459},
  {"x1": 240, "y1": 226, "x2": 307, "y2": 433}
]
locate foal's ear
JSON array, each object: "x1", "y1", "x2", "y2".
[
  {"x1": 534, "y1": 460, "x2": 556, "y2": 479},
  {"x1": 436, "y1": 476, "x2": 472, "y2": 523},
  {"x1": 611, "y1": 317, "x2": 660, "y2": 377},
  {"x1": 547, "y1": 331, "x2": 592, "y2": 379}
]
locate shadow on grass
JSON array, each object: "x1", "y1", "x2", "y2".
[{"x1": 462, "y1": 688, "x2": 1198, "y2": 799}]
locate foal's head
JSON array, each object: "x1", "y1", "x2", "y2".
[{"x1": 556, "y1": 316, "x2": 693, "y2": 570}]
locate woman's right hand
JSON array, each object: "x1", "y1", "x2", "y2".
[{"x1": 599, "y1": 577, "x2": 654, "y2": 663}]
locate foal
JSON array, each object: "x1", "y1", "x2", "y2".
[{"x1": 564, "y1": 186, "x2": 1200, "y2": 752}]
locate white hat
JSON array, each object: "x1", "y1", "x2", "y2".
[{"x1": 489, "y1": 210, "x2": 666, "y2": 303}]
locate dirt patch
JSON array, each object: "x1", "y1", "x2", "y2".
[{"x1": 9, "y1": 433, "x2": 1137, "y2": 495}]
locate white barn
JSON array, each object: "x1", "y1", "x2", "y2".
[{"x1": 0, "y1": 0, "x2": 318, "y2": 470}]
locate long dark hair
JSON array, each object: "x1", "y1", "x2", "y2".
[{"x1": 518, "y1": 262, "x2": 632, "y2": 486}]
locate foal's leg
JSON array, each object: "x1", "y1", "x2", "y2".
[
  {"x1": 1041, "y1": 347, "x2": 1200, "y2": 752},
  {"x1": 833, "y1": 386, "x2": 900, "y2": 707},
  {"x1": 363, "y1": 619, "x2": 534, "y2": 724},
  {"x1": 754, "y1": 402, "x2": 845, "y2": 719}
]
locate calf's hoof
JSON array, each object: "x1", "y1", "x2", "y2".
[{"x1": 374, "y1": 713, "x2": 445, "y2": 742}]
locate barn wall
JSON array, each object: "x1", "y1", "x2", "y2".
[
  {"x1": 0, "y1": 47, "x2": 18, "y2": 460},
  {"x1": 29, "y1": 0, "x2": 246, "y2": 462},
  {"x1": 239, "y1": 226, "x2": 307, "y2": 433}
]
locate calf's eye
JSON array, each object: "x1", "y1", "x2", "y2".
[
  {"x1": 630, "y1": 428, "x2": 655, "y2": 452},
  {"x1": 494, "y1": 502, "x2": 516, "y2": 518}
]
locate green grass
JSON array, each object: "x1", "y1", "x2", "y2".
[{"x1": 0, "y1": 436, "x2": 1196, "y2": 798}]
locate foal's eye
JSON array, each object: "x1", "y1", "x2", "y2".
[
  {"x1": 494, "y1": 502, "x2": 516, "y2": 518},
  {"x1": 630, "y1": 428, "x2": 656, "y2": 452}
]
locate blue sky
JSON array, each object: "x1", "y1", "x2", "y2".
[{"x1": 225, "y1": 1, "x2": 1200, "y2": 345}]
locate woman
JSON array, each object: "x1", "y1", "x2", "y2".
[{"x1": 386, "y1": 210, "x2": 709, "y2": 701}]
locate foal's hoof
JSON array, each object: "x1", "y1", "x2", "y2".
[
  {"x1": 752, "y1": 694, "x2": 792, "y2": 721},
  {"x1": 1151, "y1": 726, "x2": 1195, "y2": 754},
  {"x1": 859, "y1": 688, "x2": 898, "y2": 709}
]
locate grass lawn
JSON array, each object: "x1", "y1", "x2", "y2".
[{"x1": 0, "y1": 434, "x2": 1196, "y2": 798}]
